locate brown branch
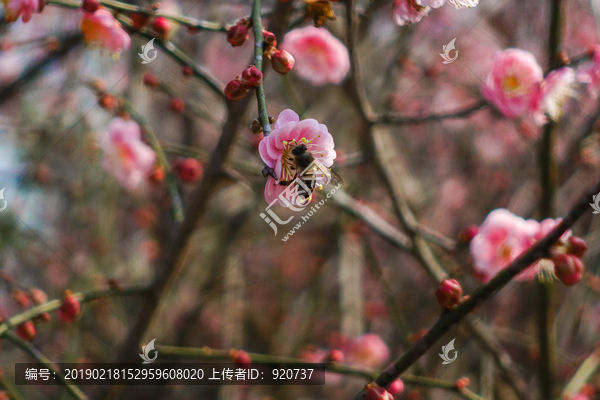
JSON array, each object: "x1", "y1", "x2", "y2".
[
  {"x1": 374, "y1": 100, "x2": 489, "y2": 125},
  {"x1": 352, "y1": 179, "x2": 600, "y2": 398}
]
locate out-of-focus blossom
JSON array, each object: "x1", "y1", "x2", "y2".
[
  {"x1": 577, "y1": 45, "x2": 600, "y2": 97},
  {"x1": 470, "y1": 209, "x2": 539, "y2": 282},
  {"x1": 448, "y1": 0, "x2": 479, "y2": 8},
  {"x1": 365, "y1": 384, "x2": 394, "y2": 400},
  {"x1": 259, "y1": 109, "x2": 336, "y2": 206},
  {"x1": 1, "y1": 0, "x2": 39, "y2": 23},
  {"x1": 531, "y1": 67, "x2": 577, "y2": 125},
  {"x1": 100, "y1": 118, "x2": 156, "y2": 190},
  {"x1": 81, "y1": 9, "x2": 131, "y2": 55},
  {"x1": 0, "y1": 51, "x2": 24, "y2": 85},
  {"x1": 393, "y1": 0, "x2": 445, "y2": 26},
  {"x1": 387, "y1": 379, "x2": 404, "y2": 396},
  {"x1": 344, "y1": 333, "x2": 389, "y2": 369},
  {"x1": 481, "y1": 49, "x2": 543, "y2": 118},
  {"x1": 281, "y1": 26, "x2": 349, "y2": 85}
]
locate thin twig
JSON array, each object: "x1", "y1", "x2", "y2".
[
  {"x1": 156, "y1": 345, "x2": 484, "y2": 400},
  {"x1": 561, "y1": 349, "x2": 600, "y2": 398},
  {"x1": 4, "y1": 331, "x2": 87, "y2": 400},
  {"x1": 251, "y1": 0, "x2": 272, "y2": 136},
  {"x1": 374, "y1": 100, "x2": 489, "y2": 125}
]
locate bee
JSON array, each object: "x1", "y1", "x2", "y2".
[{"x1": 279, "y1": 143, "x2": 343, "y2": 203}]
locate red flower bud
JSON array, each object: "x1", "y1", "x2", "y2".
[
  {"x1": 173, "y1": 158, "x2": 203, "y2": 184},
  {"x1": 12, "y1": 290, "x2": 30, "y2": 309},
  {"x1": 224, "y1": 78, "x2": 249, "y2": 101},
  {"x1": 58, "y1": 290, "x2": 81, "y2": 322},
  {"x1": 143, "y1": 72, "x2": 160, "y2": 87},
  {"x1": 229, "y1": 349, "x2": 251, "y2": 366},
  {"x1": 241, "y1": 66, "x2": 263, "y2": 88},
  {"x1": 17, "y1": 321, "x2": 36, "y2": 341},
  {"x1": 566, "y1": 236, "x2": 587, "y2": 258},
  {"x1": 227, "y1": 24, "x2": 249, "y2": 47},
  {"x1": 325, "y1": 349, "x2": 344, "y2": 363},
  {"x1": 182, "y1": 65, "x2": 193, "y2": 77},
  {"x1": 455, "y1": 377, "x2": 470, "y2": 389},
  {"x1": 458, "y1": 225, "x2": 478, "y2": 244},
  {"x1": 553, "y1": 253, "x2": 584, "y2": 286},
  {"x1": 365, "y1": 384, "x2": 394, "y2": 400},
  {"x1": 435, "y1": 279, "x2": 463, "y2": 309},
  {"x1": 263, "y1": 30, "x2": 277, "y2": 47},
  {"x1": 387, "y1": 379, "x2": 404, "y2": 395},
  {"x1": 152, "y1": 17, "x2": 170, "y2": 39},
  {"x1": 130, "y1": 12, "x2": 151, "y2": 30},
  {"x1": 29, "y1": 288, "x2": 47, "y2": 305},
  {"x1": 99, "y1": 94, "x2": 117, "y2": 109},
  {"x1": 169, "y1": 98, "x2": 185, "y2": 113},
  {"x1": 271, "y1": 50, "x2": 295, "y2": 74},
  {"x1": 81, "y1": 0, "x2": 99, "y2": 13},
  {"x1": 148, "y1": 164, "x2": 165, "y2": 185}
]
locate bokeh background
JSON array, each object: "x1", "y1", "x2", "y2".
[{"x1": 1, "y1": 0, "x2": 600, "y2": 399}]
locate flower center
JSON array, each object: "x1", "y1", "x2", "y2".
[
  {"x1": 501, "y1": 75, "x2": 521, "y2": 92},
  {"x1": 498, "y1": 243, "x2": 512, "y2": 261}
]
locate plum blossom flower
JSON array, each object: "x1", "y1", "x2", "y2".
[
  {"x1": 393, "y1": 0, "x2": 445, "y2": 26},
  {"x1": 531, "y1": 67, "x2": 577, "y2": 125},
  {"x1": 81, "y1": 9, "x2": 131, "y2": 55},
  {"x1": 259, "y1": 109, "x2": 336, "y2": 207},
  {"x1": 448, "y1": 0, "x2": 479, "y2": 8},
  {"x1": 100, "y1": 118, "x2": 156, "y2": 190},
  {"x1": 470, "y1": 209, "x2": 540, "y2": 282},
  {"x1": 1, "y1": 0, "x2": 39, "y2": 22},
  {"x1": 577, "y1": 45, "x2": 600, "y2": 97},
  {"x1": 344, "y1": 333, "x2": 389, "y2": 369},
  {"x1": 281, "y1": 26, "x2": 350, "y2": 86},
  {"x1": 481, "y1": 49, "x2": 543, "y2": 118}
]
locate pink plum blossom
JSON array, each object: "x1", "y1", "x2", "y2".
[
  {"x1": 100, "y1": 118, "x2": 156, "y2": 190},
  {"x1": 2, "y1": 0, "x2": 39, "y2": 22},
  {"x1": 281, "y1": 26, "x2": 350, "y2": 86},
  {"x1": 531, "y1": 67, "x2": 577, "y2": 125},
  {"x1": 470, "y1": 209, "x2": 540, "y2": 282},
  {"x1": 481, "y1": 49, "x2": 543, "y2": 118},
  {"x1": 577, "y1": 45, "x2": 600, "y2": 97},
  {"x1": 344, "y1": 333, "x2": 389, "y2": 369},
  {"x1": 259, "y1": 109, "x2": 336, "y2": 207},
  {"x1": 81, "y1": 9, "x2": 131, "y2": 55},
  {"x1": 393, "y1": 0, "x2": 445, "y2": 26}
]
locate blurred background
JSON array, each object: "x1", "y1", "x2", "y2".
[{"x1": 1, "y1": 0, "x2": 600, "y2": 399}]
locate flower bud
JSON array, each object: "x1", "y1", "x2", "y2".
[
  {"x1": 325, "y1": 349, "x2": 344, "y2": 363},
  {"x1": 227, "y1": 24, "x2": 249, "y2": 47},
  {"x1": 130, "y1": 12, "x2": 151, "y2": 30},
  {"x1": 271, "y1": 50, "x2": 295, "y2": 74},
  {"x1": 173, "y1": 158, "x2": 203, "y2": 184},
  {"x1": 58, "y1": 290, "x2": 81, "y2": 322},
  {"x1": 263, "y1": 30, "x2": 277, "y2": 47},
  {"x1": 435, "y1": 279, "x2": 463, "y2": 309},
  {"x1": 458, "y1": 225, "x2": 478, "y2": 244},
  {"x1": 229, "y1": 349, "x2": 251, "y2": 366},
  {"x1": 455, "y1": 377, "x2": 470, "y2": 389},
  {"x1": 12, "y1": 289, "x2": 30, "y2": 309},
  {"x1": 170, "y1": 98, "x2": 185, "y2": 113},
  {"x1": 553, "y1": 253, "x2": 584, "y2": 286},
  {"x1": 81, "y1": 0, "x2": 99, "y2": 13},
  {"x1": 182, "y1": 65, "x2": 193, "y2": 77},
  {"x1": 99, "y1": 94, "x2": 117, "y2": 109},
  {"x1": 241, "y1": 66, "x2": 263, "y2": 88},
  {"x1": 566, "y1": 236, "x2": 587, "y2": 258},
  {"x1": 17, "y1": 321, "x2": 36, "y2": 341},
  {"x1": 29, "y1": 288, "x2": 47, "y2": 305},
  {"x1": 365, "y1": 383, "x2": 394, "y2": 400},
  {"x1": 224, "y1": 78, "x2": 249, "y2": 101},
  {"x1": 143, "y1": 72, "x2": 160, "y2": 87},
  {"x1": 387, "y1": 379, "x2": 404, "y2": 395},
  {"x1": 152, "y1": 17, "x2": 170, "y2": 39},
  {"x1": 148, "y1": 164, "x2": 165, "y2": 185},
  {"x1": 250, "y1": 119, "x2": 263, "y2": 134}
]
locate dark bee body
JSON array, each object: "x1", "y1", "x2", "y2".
[{"x1": 279, "y1": 144, "x2": 343, "y2": 202}]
